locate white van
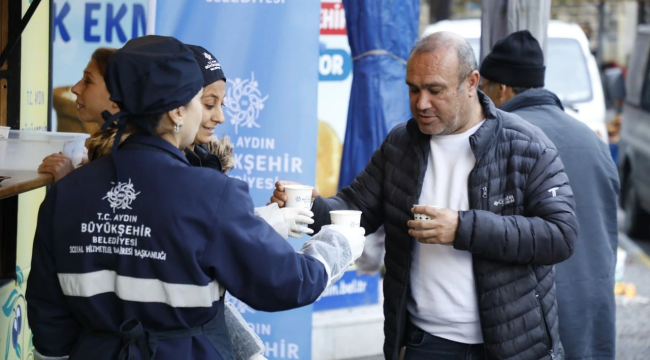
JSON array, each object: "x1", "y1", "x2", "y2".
[{"x1": 423, "y1": 19, "x2": 608, "y2": 143}]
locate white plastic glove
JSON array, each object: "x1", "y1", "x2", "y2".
[
  {"x1": 255, "y1": 203, "x2": 313, "y2": 239},
  {"x1": 280, "y1": 207, "x2": 315, "y2": 238},
  {"x1": 300, "y1": 225, "x2": 367, "y2": 287},
  {"x1": 327, "y1": 225, "x2": 366, "y2": 260}
]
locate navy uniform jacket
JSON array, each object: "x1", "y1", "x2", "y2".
[{"x1": 26, "y1": 134, "x2": 327, "y2": 359}]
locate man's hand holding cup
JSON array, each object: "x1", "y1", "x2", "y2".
[
  {"x1": 408, "y1": 205, "x2": 459, "y2": 246},
  {"x1": 270, "y1": 181, "x2": 320, "y2": 208},
  {"x1": 270, "y1": 181, "x2": 319, "y2": 237}
]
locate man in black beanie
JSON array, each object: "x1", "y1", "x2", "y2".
[
  {"x1": 479, "y1": 30, "x2": 546, "y2": 107},
  {"x1": 481, "y1": 30, "x2": 620, "y2": 360}
]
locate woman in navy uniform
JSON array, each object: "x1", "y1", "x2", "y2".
[
  {"x1": 39, "y1": 43, "x2": 313, "y2": 360},
  {"x1": 26, "y1": 36, "x2": 364, "y2": 360},
  {"x1": 181, "y1": 44, "x2": 311, "y2": 360}
]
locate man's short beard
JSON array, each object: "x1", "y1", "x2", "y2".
[
  {"x1": 437, "y1": 92, "x2": 467, "y2": 136},
  {"x1": 437, "y1": 110, "x2": 462, "y2": 135}
]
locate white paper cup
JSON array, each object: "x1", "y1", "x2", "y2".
[
  {"x1": 414, "y1": 213, "x2": 431, "y2": 221},
  {"x1": 412, "y1": 204, "x2": 442, "y2": 221},
  {"x1": 0, "y1": 128, "x2": 8, "y2": 166},
  {"x1": 0, "y1": 142, "x2": 6, "y2": 168},
  {"x1": 0, "y1": 126, "x2": 10, "y2": 139},
  {"x1": 284, "y1": 185, "x2": 314, "y2": 210},
  {"x1": 330, "y1": 210, "x2": 362, "y2": 228}
]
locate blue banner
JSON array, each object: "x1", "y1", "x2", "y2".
[
  {"x1": 155, "y1": 1, "x2": 321, "y2": 358},
  {"x1": 338, "y1": 0, "x2": 419, "y2": 189},
  {"x1": 52, "y1": 1, "x2": 148, "y2": 130},
  {"x1": 313, "y1": 270, "x2": 380, "y2": 311},
  {"x1": 53, "y1": 0, "x2": 148, "y2": 89}
]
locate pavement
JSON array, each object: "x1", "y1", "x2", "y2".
[{"x1": 615, "y1": 234, "x2": 650, "y2": 360}]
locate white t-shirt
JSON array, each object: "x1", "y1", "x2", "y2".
[{"x1": 407, "y1": 120, "x2": 485, "y2": 344}]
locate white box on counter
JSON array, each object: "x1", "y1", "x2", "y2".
[{"x1": 0, "y1": 130, "x2": 89, "y2": 171}]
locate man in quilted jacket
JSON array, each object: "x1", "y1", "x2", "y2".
[
  {"x1": 271, "y1": 31, "x2": 578, "y2": 360},
  {"x1": 480, "y1": 31, "x2": 619, "y2": 360}
]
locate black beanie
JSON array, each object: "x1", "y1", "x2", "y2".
[
  {"x1": 480, "y1": 30, "x2": 545, "y2": 88},
  {"x1": 187, "y1": 45, "x2": 226, "y2": 87}
]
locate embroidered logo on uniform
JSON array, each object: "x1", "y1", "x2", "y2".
[
  {"x1": 494, "y1": 195, "x2": 515, "y2": 207},
  {"x1": 103, "y1": 179, "x2": 141, "y2": 213},
  {"x1": 225, "y1": 72, "x2": 269, "y2": 134},
  {"x1": 548, "y1": 187, "x2": 559, "y2": 197},
  {"x1": 203, "y1": 52, "x2": 222, "y2": 72}
]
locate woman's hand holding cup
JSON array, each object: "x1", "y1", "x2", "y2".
[{"x1": 280, "y1": 207, "x2": 315, "y2": 238}]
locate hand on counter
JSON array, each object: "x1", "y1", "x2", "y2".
[{"x1": 38, "y1": 152, "x2": 75, "y2": 182}]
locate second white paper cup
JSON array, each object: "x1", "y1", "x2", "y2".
[
  {"x1": 413, "y1": 204, "x2": 442, "y2": 221},
  {"x1": 330, "y1": 210, "x2": 362, "y2": 228}
]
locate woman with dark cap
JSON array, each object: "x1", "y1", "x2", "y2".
[
  {"x1": 184, "y1": 44, "x2": 314, "y2": 360},
  {"x1": 40, "y1": 43, "x2": 309, "y2": 360},
  {"x1": 26, "y1": 35, "x2": 365, "y2": 360},
  {"x1": 183, "y1": 44, "x2": 314, "y2": 240},
  {"x1": 83, "y1": 44, "x2": 307, "y2": 360}
]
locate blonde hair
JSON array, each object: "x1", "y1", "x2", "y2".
[
  {"x1": 87, "y1": 127, "x2": 133, "y2": 161},
  {"x1": 88, "y1": 129, "x2": 235, "y2": 176}
]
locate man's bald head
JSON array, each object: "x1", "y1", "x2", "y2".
[{"x1": 409, "y1": 32, "x2": 478, "y2": 87}]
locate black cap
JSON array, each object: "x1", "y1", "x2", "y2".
[
  {"x1": 104, "y1": 35, "x2": 203, "y2": 118},
  {"x1": 187, "y1": 44, "x2": 226, "y2": 87},
  {"x1": 480, "y1": 30, "x2": 545, "y2": 88}
]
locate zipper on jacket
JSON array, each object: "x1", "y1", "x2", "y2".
[
  {"x1": 394, "y1": 135, "x2": 428, "y2": 359},
  {"x1": 536, "y1": 293, "x2": 556, "y2": 360},
  {"x1": 468, "y1": 139, "x2": 490, "y2": 358},
  {"x1": 482, "y1": 186, "x2": 488, "y2": 210}
]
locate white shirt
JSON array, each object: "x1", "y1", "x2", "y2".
[{"x1": 407, "y1": 121, "x2": 485, "y2": 344}]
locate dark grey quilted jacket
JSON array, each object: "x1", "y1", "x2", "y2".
[{"x1": 311, "y1": 92, "x2": 578, "y2": 360}]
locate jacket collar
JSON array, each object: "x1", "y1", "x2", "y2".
[
  {"x1": 121, "y1": 133, "x2": 190, "y2": 166},
  {"x1": 185, "y1": 145, "x2": 202, "y2": 167},
  {"x1": 470, "y1": 91, "x2": 500, "y2": 160},
  {"x1": 185, "y1": 144, "x2": 223, "y2": 172},
  {"x1": 499, "y1": 88, "x2": 565, "y2": 113}
]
